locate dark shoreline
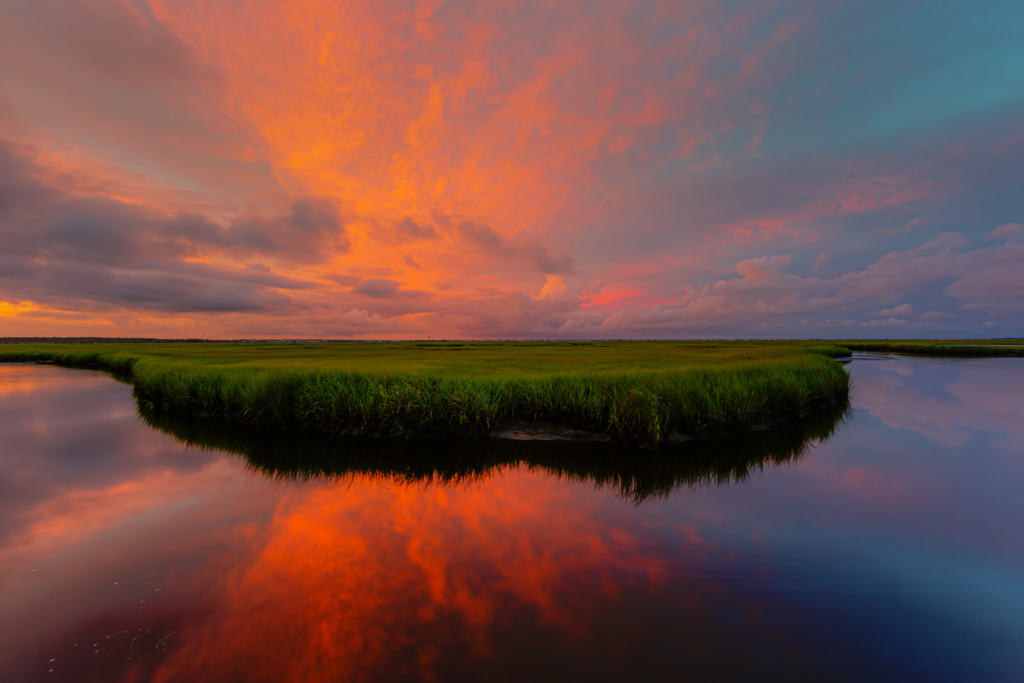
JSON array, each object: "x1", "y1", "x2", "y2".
[{"x1": 138, "y1": 399, "x2": 852, "y2": 503}]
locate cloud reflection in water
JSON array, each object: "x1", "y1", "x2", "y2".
[{"x1": 1, "y1": 359, "x2": 1023, "y2": 681}]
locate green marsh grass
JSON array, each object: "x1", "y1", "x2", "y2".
[
  {"x1": 837, "y1": 340, "x2": 1024, "y2": 357},
  {"x1": 0, "y1": 341, "x2": 852, "y2": 444}
]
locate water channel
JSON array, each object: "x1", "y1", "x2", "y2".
[{"x1": 1, "y1": 354, "x2": 1022, "y2": 681}]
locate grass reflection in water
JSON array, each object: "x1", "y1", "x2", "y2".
[{"x1": 139, "y1": 401, "x2": 850, "y2": 504}]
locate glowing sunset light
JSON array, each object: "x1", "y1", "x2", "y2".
[{"x1": 0, "y1": 0, "x2": 1021, "y2": 338}]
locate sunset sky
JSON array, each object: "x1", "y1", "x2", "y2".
[{"x1": 1, "y1": 0, "x2": 1021, "y2": 339}]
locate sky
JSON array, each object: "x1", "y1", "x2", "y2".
[{"x1": 0, "y1": 0, "x2": 1021, "y2": 339}]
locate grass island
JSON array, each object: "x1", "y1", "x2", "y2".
[{"x1": 1, "y1": 339, "x2": 1020, "y2": 445}]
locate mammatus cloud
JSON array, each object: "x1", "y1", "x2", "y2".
[{"x1": 0, "y1": 0, "x2": 1022, "y2": 338}]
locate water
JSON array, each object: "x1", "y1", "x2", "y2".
[{"x1": 1, "y1": 355, "x2": 1022, "y2": 682}]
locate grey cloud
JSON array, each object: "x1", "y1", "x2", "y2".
[
  {"x1": 871, "y1": 304, "x2": 913, "y2": 318},
  {"x1": 161, "y1": 198, "x2": 348, "y2": 262},
  {"x1": 394, "y1": 217, "x2": 438, "y2": 241},
  {"x1": 323, "y1": 274, "x2": 360, "y2": 286},
  {"x1": 40, "y1": 0, "x2": 207, "y2": 86},
  {"x1": 944, "y1": 241, "x2": 1024, "y2": 307},
  {"x1": 528, "y1": 244, "x2": 574, "y2": 275},
  {"x1": 6, "y1": 260, "x2": 287, "y2": 313},
  {"x1": 352, "y1": 279, "x2": 401, "y2": 299},
  {"x1": 349, "y1": 279, "x2": 431, "y2": 309},
  {"x1": 0, "y1": 141, "x2": 59, "y2": 213},
  {"x1": 0, "y1": 1, "x2": 284, "y2": 213},
  {"x1": 179, "y1": 262, "x2": 313, "y2": 291},
  {"x1": 0, "y1": 137, "x2": 326, "y2": 314},
  {"x1": 456, "y1": 220, "x2": 574, "y2": 275},
  {"x1": 458, "y1": 221, "x2": 504, "y2": 248}
]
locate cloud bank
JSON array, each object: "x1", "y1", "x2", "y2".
[{"x1": 0, "y1": 0, "x2": 1021, "y2": 338}]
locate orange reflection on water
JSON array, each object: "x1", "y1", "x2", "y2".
[
  {"x1": 149, "y1": 469, "x2": 671, "y2": 682},
  {"x1": 7, "y1": 360, "x2": 1024, "y2": 680}
]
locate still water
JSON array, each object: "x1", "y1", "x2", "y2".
[{"x1": 0, "y1": 355, "x2": 1022, "y2": 682}]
